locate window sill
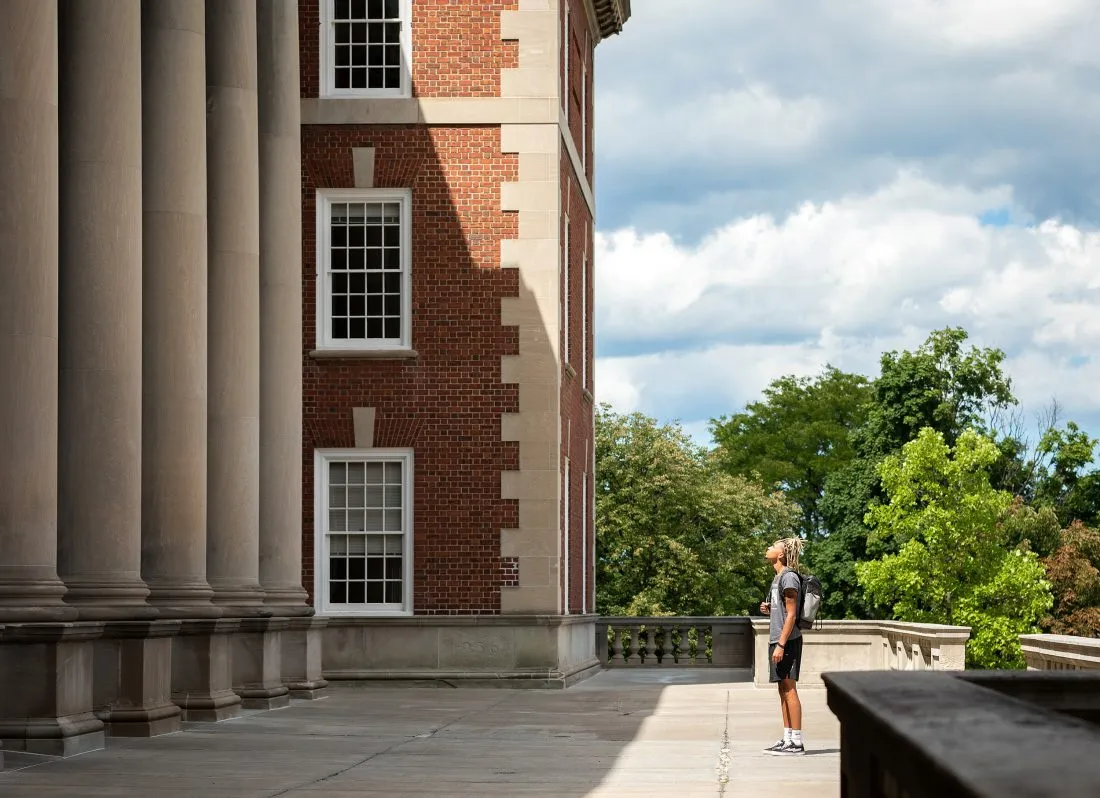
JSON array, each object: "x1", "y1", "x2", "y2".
[
  {"x1": 564, "y1": 362, "x2": 576, "y2": 378},
  {"x1": 583, "y1": 389, "x2": 593, "y2": 404},
  {"x1": 309, "y1": 348, "x2": 419, "y2": 361}
]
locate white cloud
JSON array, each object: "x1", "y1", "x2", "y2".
[{"x1": 594, "y1": 174, "x2": 1100, "y2": 442}]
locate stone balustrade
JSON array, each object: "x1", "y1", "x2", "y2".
[
  {"x1": 597, "y1": 617, "x2": 753, "y2": 668},
  {"x1": 751, "y1": 619, "x2": 969, "y2": 686},
  {"x1": 1020, "y1": 633, "x2": 1100, "y2": 670}
]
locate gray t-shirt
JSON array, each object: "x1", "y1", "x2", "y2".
[{"x1": 769, "y1": 568, "x2": 803, "y2": 643}]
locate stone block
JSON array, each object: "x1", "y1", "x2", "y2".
[
  {"x1": 94, "y1": 620, "x2": 181, "y2": 737},
  {"x1": 232, "y1": 618, "x2": 290, "y2": 710},
  {"x1": 0, "y1": 623, "x2": 105, "y2": 756},
  {"x1": 282, "y1": 616, "x2": 328, "y2": 699},
  {"x1": 171, "y1": 619, "x2": 241, "y2": 722}
]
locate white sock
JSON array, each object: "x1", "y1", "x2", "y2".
[
  {"x1": 783, "y1": 727, "x2": 792, "y2": 743},
  {"x1": 790, "y1": 729, "x2": 803, "y2": 746}
]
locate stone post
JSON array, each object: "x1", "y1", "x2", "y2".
[
  {"x1": 57, "y1": 0, "x2": 155, "y2": 621},
  {"x1": 140, "y1": 0, "x2": 219, "y2": 618},
  {"x1": 0, "y1": 0, "x2": 74, "y2": 622},
  {"x1": 257, "y1": 0, "x2": 311, "y2": 616},
  {"x1": 205, "y1": 0, "x2": 267, "y2": 616}
]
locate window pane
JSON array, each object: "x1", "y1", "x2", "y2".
[
  {"x1": 365, "y1": 462, "x2": 384, "y2": 483},
  {"x1": 385, "y1": 557, "x2": 402, "y2": 579},
  {"x1": 332, "y1": 318, "x2": 348, "y2": 339},
  {"x1": 347, "y1": 509, "x2": 365, "y2": 532},
  {"x1": 347, "y1": 462, "x2": 365, "y2": 484},
  {"x1": 347, "y1": 485, "x2": 365, "y2": 508},
  {"x1": 349, "y1": 557, "x2": 366, "y2": 580},
  {"x1": 366, "y1": 582, "x2": 384, "y2": 603},
  {"x1": 329, "y1": 534, "x2": 348, "y2": 555},
  {"x1": 384, "y1": 462, "x2": 401, "y2": 483},
  {"x1": 348, "y1": 581, "x2": 365, "y2": 603},
  {"x1": 385, "y1": 534, "x2": 402, "y2": 555},
  {"x1": 328, "y1": 509, "x2": 347, "y2": 532},
  {"x1": 348, "y1": 535, "x2": 367, "y2": 555},
  {"x1": 366, "y1": 558, "x2": 383, "y2": 579},
  {"x1": 330, "y1": 557, "x2": 347, "y2": 579},
  {"x1": 366, "y1": 484, "x2": 384, "y2": 507},
  {"x1": 385, "y1": 582, "x2": 402, "y2": 604},
  {"x1": 329, "y1": 462, "x2": 347, "y2": 483},
  {"x1": 329, "y1": 582, "x2": 347, "y2": 604},
  {"x1": 366, "y1": 535, "x2": 385, "y2": 555},
  {"x1": 349, "y1": 318, "x2": 366, "y2": 339},
  {"x1": 367, "y1": 318, "x2": 383, "y2": 339}
]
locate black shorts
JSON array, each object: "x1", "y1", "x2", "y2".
[{"x1": 768, "y1": 636, "x2": 803, "y2": 683}]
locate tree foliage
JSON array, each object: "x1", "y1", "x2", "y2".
[
  {"x1": 710, "y1": 366, "x2": 872, "y2": 538},
  {"x1": 812, "y1": 328, "x2": 1018, "y2": 619},
  {"x1": 1041, "y1": 521, "x2": 1100, "y2": 637},
  {"x1": 856, "y1": 429, "x2": 1053, "y2": 668},
  {"x1": 595, "y1": 405, "x2": 800, "y2": 617}
]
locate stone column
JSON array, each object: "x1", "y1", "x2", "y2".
[
  {"x1": 205, "y1": 0, "x2": 267, "y2": 616},
  {"x1": 140, "y1": 0, "x2": 218, "y2": 618},
  {"x1": 258, "y1": 0, "x2": 310, "y2": 616},
  {"x1": 57, "y1": 0, "x2": 155, "y2": 620},
  {"x1": 0, "y1": 1, "x2": 74, "y2": 622}
]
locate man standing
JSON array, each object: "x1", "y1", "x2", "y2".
[{"x1": 759, "y1": 537, "x2": 805, "y2": 756}]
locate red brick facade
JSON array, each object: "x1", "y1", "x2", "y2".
[{"x1": 300, "y1": 0, "x2": 599, "y2": 617}]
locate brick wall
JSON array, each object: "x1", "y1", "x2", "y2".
[
  {"x1": 299, "y1": 0, "x2": 519, "y2": 99},
  {"x1": 301, "y1": 125, "x2": 521, "y2": 614},
  {"x1": 560, "y1": 0, "x2": 594, "y2": 181},
  {"x1": 560, "y1": 148, "x2": 595, "y2": 614}
]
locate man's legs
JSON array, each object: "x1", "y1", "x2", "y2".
[{"x1": 779, "y1": 678, "x2": 802, "y2": 730}]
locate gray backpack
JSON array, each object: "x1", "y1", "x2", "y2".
[{"x1": 797, "y1": 573, "x2": 823, "y2": 630}]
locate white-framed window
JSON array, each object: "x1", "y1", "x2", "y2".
[
  {"x1": 581, "y1": 34, "x2": 588, "y2": 170},
  {"x1": 581, "y1": 470, "x2": 587, "y2": 614},
  {"x1": 321, "y1": 0, "x2": 412, "y2": 99},
  {"x1": 581, "y1": 227, "x2": 588, "y2": 388},
  {"x1": 563, "y1": 457, "x2": 571, "y2": 615},
  {"x1": 315, "y1": 189, "x2": 412, "y2": 351},
  {"x1": 562, "y1": 2, "x2": 570, "y2": 120},
  {"x1": 562, "y1": 213, "x2": 570, "y2": 365},
  {"x1": 314, "y1": 448, "x2": 414, "y2": 616}
]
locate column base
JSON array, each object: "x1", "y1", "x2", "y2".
[
  {"x1": 210, "y1": 581, "x2": 271, "y2": 618},
  {"x1": 233, "y1": 617, "x2": 290, "y2": 710},
  {"x1": 282, "y1": 617, "x2": 329, "y2": 699},
  {"x1": 0, "y1": 623, "x2": 106, "y2": 757},
  {"x1": 146, "y1": 580, "x2": 222, "y2": 620},
  {"x1": 94, "y1": 620, "x2": 181, "y2": 737},
  {"x1": 0, "y1": 572, "x2": 79, "y2": 622},
  {"x1": 172, "y1": 619, "x2": 242, "y2": 722},
  {"x1": 261, "y1": 585, "x2": 312, "y2": 617},
  {"x1": 61, "y1": 579, "x2": 159, "y2": 621}
]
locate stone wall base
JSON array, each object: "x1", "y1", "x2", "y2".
[
  {"x1": 282, "y1": 616, "x2": 329, "y2": 699},
  {"x1": 171, "y1": 619, "x2": 243, "y2": 722},
  {"x1": 232, "y1": 618, "x2": 290, "y2": 710},
  {"x1": 94, "y1": 620, "x2": 182, "y2": 737},
  {"x1": 0, "y1": 623, "x2": 106, "y2": 756},
  {"x1": 321, "y1": 614, "x2": 599, "y2": 688}
]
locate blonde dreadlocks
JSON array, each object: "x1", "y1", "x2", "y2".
[{"x1": 776, "y1": 537, "x2": 804, "y2": 571}]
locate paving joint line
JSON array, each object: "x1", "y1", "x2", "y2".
[
  {"x1": 717, "y1": 689, "x2": 731, "y2": 796},
  {"x1": 266, "y1": 691, "x2": 521, "y2": 796}
]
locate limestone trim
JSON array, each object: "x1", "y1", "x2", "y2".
[
  {"x1": 309, "y1": 348, "x2": 419, "y2": 360},
  {"x1": 499, "y1": 2, "x2": 564, "y2": 616},
  {"x1": 302, "y1": 96, "x2": 560, "y2": 125}
]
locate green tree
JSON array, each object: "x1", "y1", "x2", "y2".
[
  {"x1": 710, "y1": 366, "x2": 872, "y2": 539},
  {"x1": 856, "y1": 428, "x2": 1053, "y2": 669},
  {"x1": 595, "y1": 405, "x2": 800, "y2": 617},
  {"x1": 812, "y1": 328, "x2": 1017, "y2": 619}
]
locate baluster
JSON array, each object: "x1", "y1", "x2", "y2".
[
  {"x1": 703, "y1": 625, "x2": 713, "y2": 665},
  {"x1": 627, "y1": 625, "x2": 640, "y2": 666},
  {"x1": 655, "y1": 625, "x2": 667, "y2": 665},
  {"x1": 678, "y1": 624, "x2": 694, "y2": 666},
  {"x1": 611, "y1": 625, "x2": 624, "y2": 665}
]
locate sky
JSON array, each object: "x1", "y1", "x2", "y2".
[{"x1": 592, "y1": 0, "x2": 1100, "y2": 448}]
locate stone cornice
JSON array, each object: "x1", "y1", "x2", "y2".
[{"x1": 592, "y1": 0, "x2": 630, "y2": 42}]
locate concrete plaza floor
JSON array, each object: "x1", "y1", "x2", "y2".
[{"x1": 0, "y1": 669, "x2": 839, "y2": 797}]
